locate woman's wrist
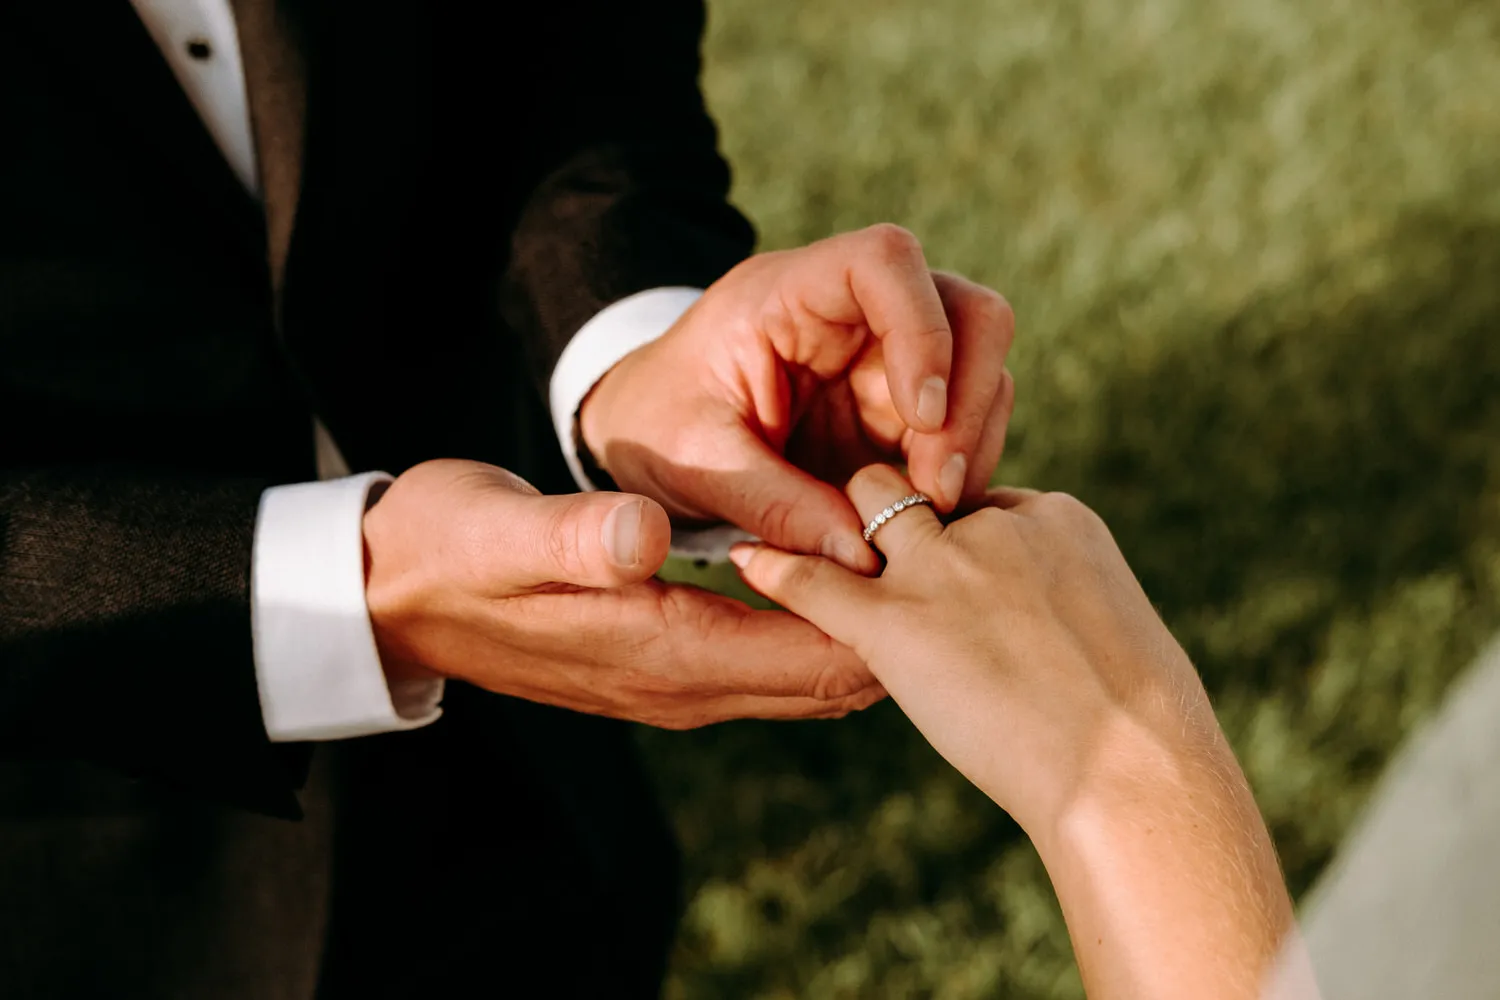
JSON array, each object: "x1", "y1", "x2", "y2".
[
  {"x1": 1027, "y1": 711, "x2": 1294, "y2": 999},
  {"x1": 983, "y1": 647, "x2": 1224, "y2": 840}
]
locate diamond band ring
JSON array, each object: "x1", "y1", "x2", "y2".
[{"x1": 862, "y1": 492, "x2": 933, "y2": 544}]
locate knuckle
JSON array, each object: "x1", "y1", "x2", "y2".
[
  {"x1": 973, "y1": 289, "x2": 1016, "y2": 343},
  {"x1": 543, "y1": 508, "x2": 592, "y2": 580},
  {"x1": 817, "y1": 685, "x2": 884, "y2": 718},
  {"x1": 756, "y1": 495, "x2": 801, "y2": 545},
  {"x1": 951, "y1": 401, "x2": 992, "y2": 445},
  {"x1": 944, "y1": 508, "x2": 1014, "y2": 567},
  {"x1": 776, "y1": 555, "x2": 824, "y2": 599},
  {"x1": 801, "y1": 644, "x2": 875, "y2": 702},
  {"x1": 847, "y1": 463, "x2": 898, "y2": 496},
  {"x1": 1036, "y1": 491, "x2": 1097, "y2": 526},
  {"x1": 883, "y1": 528, "x2": 938, "y2": 567},
  {"x1": 804, "y1": 665, "x2": 851, "y2": 702},
  {"x1": 864, "y1": 222, "x2": 922, "y2": 262},
  {"x1": 966, "y1": 505, "x2": 1012, "y2": 534},
  {"x1": 490, "y1": 466, "x2": 541, "y2": 496},
  {"x1": 911, "y1": 324, "x2": 955, "y2": 353}
]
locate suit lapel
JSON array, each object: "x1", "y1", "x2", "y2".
[
  {"x1": 13, "y1": 0, "x2": 267, "y2": 271},
  {"x1": 228, "y1": 0, "x2": 309, "y2": 306}
]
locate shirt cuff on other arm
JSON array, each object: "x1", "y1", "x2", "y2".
[
  {"x1": 547, "y1": 287, "x2": 757, "y2": 563},
  {"x1": 251, "y1": 471, "x2": 445, "y2": 741},
  {"x1": 548, "y1": 286, "x2": 703, "y2": 493}
]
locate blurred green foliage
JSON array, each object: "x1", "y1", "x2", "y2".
[{"x1": 643, "y1": 0, "x2": 1500, "y2": 995}]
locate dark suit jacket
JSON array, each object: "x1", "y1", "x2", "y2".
[{"x1": 0, "y1": 1, "x2": 755, "y2": 995}]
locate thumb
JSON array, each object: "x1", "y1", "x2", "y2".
[
  {"x1": 499, "y1": 490, "x2": 673, "y2": 590},
  {"x1": 692, "y1": 431, "x2": 881, "y2": 575}
]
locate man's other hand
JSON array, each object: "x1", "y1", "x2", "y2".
[
  {"x1": 579, "y1": 224, "x2": 1016, "y2": 574},
  {"x1": 361, "y1": 459, "x2": 885, "y2": 727}
]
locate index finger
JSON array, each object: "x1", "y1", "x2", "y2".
[
  {"x1": 525, "y1": 579, "x2": 879, "y2": 701},
  {"x1": 788, "y1": 225, "x2": 954, "y2": 433},
  {"x1": 903, "y1": 273, "x2": 1015, "y2": 510},
  {"x1": 724, "y1": 543, "x2": 884, "y2": 681}
]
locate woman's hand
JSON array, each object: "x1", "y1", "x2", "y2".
[
  {"x1": 730, "y1": 464, "x2": 1318, "y2": 1000},
  {"x1": 728, "y1": 463, "x2": 1216, "y2": 834}
]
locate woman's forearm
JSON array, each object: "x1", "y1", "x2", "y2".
[{"x1": 1030, "y1": 715, "x2": 1314, "y2": 1000}]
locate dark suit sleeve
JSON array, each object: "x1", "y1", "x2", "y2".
[
  {"x1": 497, "y1": 0, "x2": 758, "y2": 392},
  {"x1": 0, "y1": 468, "x2": 305, "y2": 817}
]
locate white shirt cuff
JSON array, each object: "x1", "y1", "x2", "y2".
[
  {"x1": 548, "y1": 287, "x2": 756, "y2": 562},
  {"x1": 251, "y1": 471, "x2": 445, "y2": 741}
]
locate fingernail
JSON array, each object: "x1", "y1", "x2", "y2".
[
  {"x1": 728, "y1": 543, "x2": 754, "y2": 569},
  {"x1": 939, "y1": 453, "x2": 968, "y2": 505},
  {"x1": 820, "y1": 534, "x2": 866, "y2": 571},
  {"x1": 916, "y1": 376, "x2": 948, "y2": 430},
  {"x1": 604, "y1": 500, "x2": 643, "y2": 567}
]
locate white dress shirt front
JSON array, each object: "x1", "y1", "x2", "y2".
[{"x1": 129, "y1": 0, "x2": 718, "y2": 741}]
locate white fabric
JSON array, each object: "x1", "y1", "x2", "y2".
[
  {"x1": 252, "y1": 473, "x2": 443, "y2": 739},
  {"x1": 1292, "y1": 634, "x2": 1500, "y2": 998},
  {"x1": 128, "y1": 0, "x2": 260, "y2": 196}
]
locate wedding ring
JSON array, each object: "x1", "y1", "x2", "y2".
[{"x1": 862, "y1": 492, "x2": 933, "y2": 544}]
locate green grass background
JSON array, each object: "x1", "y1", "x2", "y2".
[{"x1": 641, "y1": 1, "x2": 1500, "y2": 996}]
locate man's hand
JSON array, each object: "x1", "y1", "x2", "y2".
[
  {"x1": 361, "y1": 459, "x2": 884, "y2": 727},
  {"x1": 579, "y1": 224, "x2": 1016, "y2": 573}
]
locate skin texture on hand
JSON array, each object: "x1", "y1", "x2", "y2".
[
  {"x1": 731, "y1": 464, "x2": 1313, "y2": 1000},
  {"x1": 578, "y1": 224, "x2": 1016, "y2": 575},
  {"x1": 361, "y1": 459, "x2": 885, "y2": 728},
  {"x1": 730, "y1": 464, "x2": 1210, "y2": 831}
]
